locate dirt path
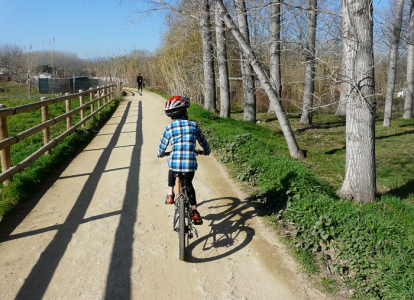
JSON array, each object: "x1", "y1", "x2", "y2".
[{"x1": 0, "y1": 89, "x2": 330, "y2": 300}]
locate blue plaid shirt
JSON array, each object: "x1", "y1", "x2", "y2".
[{"x1": 157, "y1": 118, "x2": 211, "y2": 172}]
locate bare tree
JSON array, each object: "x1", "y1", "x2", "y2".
[
  {"x1": 33, "y1": 50, "x2": 86, "y2": 77},
  {"x1": 300, "y1": 0, "x2": 318, "y2": 124},
  {"x1": 216, "y1": 0, "x2": 304, "y2": 159},
  {"x1": 234, "y1": 0, "x2": 256, "y2": 122},
  {"x1": 404, "y1": 0, "x2": 414, "y2": 119},
  {"x1": 215, "y1": 2, "x2": 231, "y2": 117},
  {"x1": 0, "y1": 44, "x2": 25, "y2": 82},
  {"x1": 201, "y1": 0, "x2": 217, "y2": 112},
  {"x1": 126, "y1": 0, "x2": 216, "y2": 108},
  {"x1": 335, "y1": 0, "x2": 350, "y2": 117},
  {"x1": 268, "y1": 0, "x2": 283, "y2": 114},
  {"x1": 336, "y1": 0, "x2": 376, "y2": 203},
  {"x1": 383, "y1": 0, "x2": 405, "y2": 127}
]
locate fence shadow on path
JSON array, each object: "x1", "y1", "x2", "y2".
[
  {"x1": 104, "y1": 101, "x2": 142, "y2": 299},
  {"x1": 185, "y1": 197, "x2": 256, "y2": 263},
  {"x1": 13, "y1": 100, "x2": 142, "y2": 300}
]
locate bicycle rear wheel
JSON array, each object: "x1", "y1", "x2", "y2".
[{"x1": 178, "y1": 196, "x2": 186, "y2": 261}]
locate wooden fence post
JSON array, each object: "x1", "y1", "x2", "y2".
[
  {"x1": 89, "y1": 87, "x2": 95, "y2": 114},
  {"x1": 41, "y1": 97, "x2": 51, "y2": 155},
  {"x1": 28, "y1": 77, "x2": 31, "y2": 100},
  {"x1": 65, "y1": 92, "x2": 72, "y2": 130},
  {"x1": 97, "y1": 86, "x2": 101, "y2": 110},
  {"x1": 115, "y1": 82, "x2": 120, "y2": 98},
  {"x1": 0, "y1": 104, "x2": 11, "y2": 185},
  {"x1": 79, "y1": 90, "x2": 85, "y2": 128}
]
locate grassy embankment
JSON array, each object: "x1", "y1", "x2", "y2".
[
  {"x1": 175, "y1": 96, "x2": 413, "y2": 300},
  {"x1": 2, "y1": 84, "x2": 413, "y2": 299},
  {"x1": 0, "y1": 82, "x2": 120, "y2": 216}
]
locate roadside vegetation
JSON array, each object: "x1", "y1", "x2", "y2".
[
  {"x1": 0, "y1": 81, "x2": 120, "y2": 217},
  {"x1": 182, "y1": 102, "x2": 414, "y2": 300}
]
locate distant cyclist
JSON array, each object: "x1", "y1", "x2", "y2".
[{"x1": 157, "y1": 96, "x2": 211, "y2": 224}]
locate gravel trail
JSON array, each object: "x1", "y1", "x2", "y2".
[{"x1": 0, "y1": 89, "x2": 330, "y2": 300}]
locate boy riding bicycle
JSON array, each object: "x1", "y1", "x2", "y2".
[{"x1": 157, "y1": 96, "x2": 211, "y2": 224}]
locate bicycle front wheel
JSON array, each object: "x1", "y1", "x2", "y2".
[{"x1": 178, "y1": 196, "x2": 186, "y2": 261}]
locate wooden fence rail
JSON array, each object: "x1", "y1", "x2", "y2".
[{"x1": 0, "y1": 83, "x2": 121, "y2": 185}]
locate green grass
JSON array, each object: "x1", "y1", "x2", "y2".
[
  {"x1": 251, "y1": 111, "x2": 414, "y2": 205},
  {"x1": 0, "y1": 82, "x2": 120, "y2": 216},
  {"x1": 186, "y1": 104, "x2": 414, "y2": 300}
]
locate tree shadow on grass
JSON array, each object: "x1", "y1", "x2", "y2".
[
  {"x1": 376, "y1": 129, "x2": 414, "y2": 140},
  {"x1": 324, "y1": 145, "x2": 346, "y2": 155},
  {"x1": 389, "y1": 179, "x2": 414, "y2": 199},
  {"x1": 295, "y1": 122, "x2": 346, "y2": 134},
  {"x1": 245, "y1": 173, "x2": 300, "y2": 217},
  {"x1": 247, "y1": 188, "x2": 289, "y2": 217},
  {"x1": 398, "y1": 119, "x2": 414, "y2": 127}
]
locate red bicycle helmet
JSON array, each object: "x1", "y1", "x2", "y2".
[{"x1": 164, "y1": 96, "x2": 190, "y2": 118}]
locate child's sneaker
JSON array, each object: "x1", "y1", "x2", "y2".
[
  {"x1": 165, "y1": 194, "x2": 175, "y2": 204},
  {"x1": 191, "y1": 210, "x2": 203, "y2": 225}
]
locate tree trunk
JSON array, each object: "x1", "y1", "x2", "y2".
[
  {"x1": 215, "y1": 3, "x2": 231, "y2": 118},
  {"x1": 336, "y1": 82, "x2": 348, "y2": 116},
  {"x1": 216, "y1": 0, "x2": 304, "y2": 159},
  {"x1": 268, "y1": 0, "x2": 283, "y2": 114},
  {"x1": 336, "y1": 0, "x2": 376, "y2": 203},
  {"x1": 300, "y1": 0, "x2": 318, "y2": 125},
  {"x1": 201, "y1": 0, "x2": 217, "y2": 112},
  {"x1": 383, "y1": 0, "x2": 405, "y2": 127},
  {"x1": 403, "y1": 1, "x2": 414, "y2": 119},
  {"x1": 336, "y1": 6, "x2": 349, "y2": 118},
  {"x1": 234, "y1": 0, "x2": 256, "y2": 122}
]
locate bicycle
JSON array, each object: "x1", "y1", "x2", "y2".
[{"x1": 163, "y1": 150, "x2": 204, "y2": 261}]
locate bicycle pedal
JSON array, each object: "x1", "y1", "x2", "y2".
[{"x1": 193, "y1": 219, "x2": 203, "y2": 225}]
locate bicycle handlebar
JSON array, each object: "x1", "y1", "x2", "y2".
[{"x1": 162, "y1": 149, "x2": 205, "y2": 157}]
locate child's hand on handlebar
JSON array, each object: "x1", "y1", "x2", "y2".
[
  {"x1": 160, "y1": 150, "x2": 206, "y2": 157},
  {"x1": 195, "y1": 149, "x2": 205, "y2": 156}
]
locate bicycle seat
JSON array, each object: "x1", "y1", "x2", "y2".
[{"x1": 174, "y1": 172, "x2": 187, "y2": 178}]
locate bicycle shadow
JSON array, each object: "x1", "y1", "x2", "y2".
[{"x1": 185, "y1": 197, "x2": 256, "y2": 263}]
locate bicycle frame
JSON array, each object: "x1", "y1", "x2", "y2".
[
  {"x1": 173, "y1": 175, "x2": 198, "y2": 261},
  {"x1": 161, "y1": 150, "x2": 204, "y2": 261}
]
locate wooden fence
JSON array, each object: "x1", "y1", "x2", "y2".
[{"x1": 0, "y1": 83, "x2": 122, "y2": 185}]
